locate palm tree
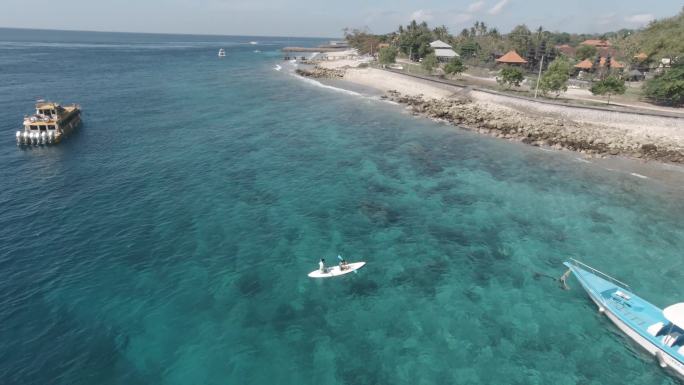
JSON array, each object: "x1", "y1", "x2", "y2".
[{"x1": 433, "y1": 25, "x2": 449, "y2": 41}]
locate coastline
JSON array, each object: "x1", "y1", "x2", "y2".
[{"x1": 300, "y1": 65, "x2": 684, "y2": 164}]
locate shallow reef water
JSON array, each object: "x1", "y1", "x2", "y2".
[{"x1": 0, "y1": 29, "x2": 683, "y2": 385}]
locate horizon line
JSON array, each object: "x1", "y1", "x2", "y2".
[{"x1": 0, "y1": 26, "x2": 337, "y2": 40}]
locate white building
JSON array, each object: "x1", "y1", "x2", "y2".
[{"x1": 430, "y1": 40, "x2": 459, "y2": 62}]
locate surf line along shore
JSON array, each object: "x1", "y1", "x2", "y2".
[{"x1": 296, "y1": 65, "x2": 684, "y2": 164}]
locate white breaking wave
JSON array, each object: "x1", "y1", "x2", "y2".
[
  {"x1": 575, "y1": 157, "x2": 591, "y2": 164},
  {"x1": 630, "y1": 172, "x2": 649, "y2": 179},
  {"x1": 275, "y1": 62, "x2": 403, "y2": 105},
  {"x1": 295, "y1": 75, "x2": 362, "y2": 96}
]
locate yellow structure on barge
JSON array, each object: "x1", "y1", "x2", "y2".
[{"x1": 16, "y1": 100, "x2": 81, "y2": 145}]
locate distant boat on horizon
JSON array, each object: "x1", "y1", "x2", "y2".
[{"x1": 218, "y1": 48, "x2": 226, "y2": 58}]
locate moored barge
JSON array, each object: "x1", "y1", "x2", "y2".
[{"x1": 16, "y1": 100, "x2": 81, "y2": 145}]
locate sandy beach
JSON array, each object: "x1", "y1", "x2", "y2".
[
  {"x1": 316, "y1": 61, "x2": 452, "y2": 98},
  {"x1": 342, "y1": 67, "x2": 454, "y2": 99}
]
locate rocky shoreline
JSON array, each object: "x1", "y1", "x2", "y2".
[
  {"x1": 295, "y1": 67, "x2": 344, "y2": 79},
  {"x1": 382, "y1": 91, "x2": 684, "y2": 163},
  {"x1": 296, "y1": 65, "x2": 684, "y2": 163}
]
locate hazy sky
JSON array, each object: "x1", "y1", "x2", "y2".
[{"x1": 1, "y1": 0, "x2": 681, "y2": 37}]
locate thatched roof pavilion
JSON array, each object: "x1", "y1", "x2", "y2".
[
  {"x1": 495, "y1": 50, "x2": 527, "y2": 64},
  {"x1": 574, "y1": 59, "x2": 593, "y2": 69}
]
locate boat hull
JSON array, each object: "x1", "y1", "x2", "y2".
[
  {"x1": 568, "y1": 262, "x2": 684, "y2": 380},
  {"x1": 17, "y1": 109, "x2": 81, "y2": 146},
  {"x1": 308, "y1": 262, "x2": 365, "y2": 278},
  {"x1": 583, "y1": 289, "x2": 684, "y2": 377}
]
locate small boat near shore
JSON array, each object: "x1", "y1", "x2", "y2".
[
  {"x1": 563, "y1": 259, "x2": 684, "y2": 379},
  {"x1": 16, "y1": 100, "x2": 81, "y2": 145}
]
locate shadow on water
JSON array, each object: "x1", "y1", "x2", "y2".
[
  {"x1": 345, "y1": 277, "x2": 380, "y2": 297},
  {"x1": 358, "y1": 200, "x2": 402, "y2": 227},
  {"x1": 2, "y1": 301, "x2": 154, "y2": 385},
  {"x1": 390, "y1": 257, "x2": 451, "y2": 296}
]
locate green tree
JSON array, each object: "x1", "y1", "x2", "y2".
[
  {"x1": 642, "y1": 61, "x2": 684, "y2": 106},
  {"x1": 575, "y1": 44, "x2": 597, "y2": 60},
  {"x1": 432, "y1": 25, "x2": 450, "y2": 41},
  {"x1": 615, "y1": 9, "x2": 684, "y2": 63},
  {"x1": 590, "y1": 76, "x2": 626, "y2": 104},
  {"x1": 459, "y1": 41, "x2": 479, "y2": 59},
  {"x1": 508, "y1": 24, "x2": 532, "y2": 56},
  {"x1": 444, "y1": 57, "x2": 466, "y2": 77},
  {"x1": 422, "y1": 53, "x2": 438, "y2": 72},
  {"x1": 539, "y1": 57, "x2": 571, "y2": 97},
  {"x1": 497, "y1": 66, "x2": 525, "y2": 89},
  {"x1": 343, "y1": 28, "x2": 383, "y2": 55},
  {"x1": 378, "y1": 47, "x2": 398, "y2": 65},
  {"x1": 397, "y1": 20, "x2": 433, "y2": 61}
]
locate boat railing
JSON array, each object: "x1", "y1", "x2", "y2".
[{"x1": 568, "y1": 258, "x2": 631, "y2": 289}]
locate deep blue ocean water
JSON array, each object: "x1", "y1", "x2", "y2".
[{"x1": 1, "y1": 28, "x2": 684, "y2": 385}]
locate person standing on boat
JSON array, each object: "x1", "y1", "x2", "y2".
[{"x1": 319, "y1": 258, "x2": 326, "y2": 273}]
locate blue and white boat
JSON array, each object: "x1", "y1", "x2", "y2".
[{"x1": 563, "y1": 259, "x2": 684, "y2": 379}]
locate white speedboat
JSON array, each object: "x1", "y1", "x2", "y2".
[
  {"x1": 564, "y1": 259, "x2": 684, "y2": 380},
  {"x1": 218, "y1": 48, "x2": 226, "y2": 57}
]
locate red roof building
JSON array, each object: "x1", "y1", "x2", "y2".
[
  {"x1": 556, "y1": 44, "x2": 576, "y2": 57},
  {"x1": 573, "y1": 57, "x2": 624, "y2": 70},
  {"x1": 574, "y1": 59, "x2": 593, "y2": 69},
  {"x1": 495, "y1": 50, "x2": 527, "y2": 64},
  {"x1": 633, "y1": 52, "x2": 648, "y2": 61},
  {"x1": 599, "y1": 57, "x2": 624, "y2": 68},
  {"x1": 580, "y1": 39, "x2": 611, "y2": 47}
]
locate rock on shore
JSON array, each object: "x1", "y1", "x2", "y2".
[
  {"x1": 295, "y1": 67, "x2": 344, "y2": 79},
  {"x1": 382, "y1": 90, "x2": 684, "y2": 163},
  {"x1": 293, "y1": 66, "x2": 684, "y2": 163}
]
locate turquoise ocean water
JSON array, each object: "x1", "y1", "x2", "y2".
[{"x1": 1, "y1": 28, "x2": 684, "y2": 384}]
